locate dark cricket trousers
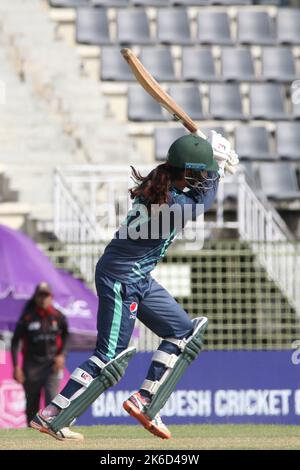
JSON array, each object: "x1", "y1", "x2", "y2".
[
  {"x1": 59, "y1": 271, "x2": 194, "y2": 402},
  {"x1": 23, "y1": 361, "x2": 60, "y2": 425},
  {"x1": 94, "y1": 272, "x2": 194, "y2": 363},
  {"x1": 94, "y1": 272, "x2": 195, "y2": 395}
]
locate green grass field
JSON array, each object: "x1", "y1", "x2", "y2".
[{"x1": 1, "y1": 425, "x2": 300, "y2": 450}]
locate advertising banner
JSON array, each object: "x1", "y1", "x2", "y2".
[{"x1": 1, "y1": 350, "x2": 300, "y2": 427}]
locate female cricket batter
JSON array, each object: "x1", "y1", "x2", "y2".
[{"x1": 31, "y1": 132, "x2": 238, "y2": 441}]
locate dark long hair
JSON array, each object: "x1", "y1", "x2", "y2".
[{"x1": 129, "y1": 163, "x2": 184, "y2": 205}]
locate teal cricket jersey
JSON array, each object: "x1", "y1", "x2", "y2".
[{"x1": 96, "y1": 172, "x2": 219, "y2": 284}]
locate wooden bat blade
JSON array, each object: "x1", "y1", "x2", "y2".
[{"x1": 121, "y1": 48, "x2": 205, "y2": 138}]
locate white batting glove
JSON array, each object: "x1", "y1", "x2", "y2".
[
  {"x1": 225, "y1": 150, "x2": 239, "y2": 175},
  {"x1": 207, "y1": 130, "x2": 239, "y2": 177}
]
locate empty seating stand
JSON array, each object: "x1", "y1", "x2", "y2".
[
  {"x1": 168, "y1": 85, "x2": 204, "y2": 120},
  {"x1": 197, "y1": 12, "x2": 233, "y2": 45},
  {"x1": 140, "y1": 48, "x2": 175, "y2": 81},
  {"x1": 258, "y1": 163, "x2": 300, "y2": 200},
  {"x1": 76, "y1": 7, "x2": 110, "y2": 45},
  {"x1": 182, "y1": 48, "x2": 216, "y2": 82},
  {"x1": 235, "y1": 126, "x2": 275, "y2": 161},
  {"x1": 209, "y1": 84, "x2": 244, "y2": 120},
  {"x1": 157, "y1": 9, "x2": 192, "y2": 45},
  {"x1": 128, "y1": 85, "x2": 166, "y2": 121},
  {"x1": 221, "y1": 48, "x2": 255, "y2": 81},
  {"x1": 249, "y1": 84, "x2": 287, "y2": 120},
  {"x1": 237, "y1": 11, "x2": 275, "y2": 45},
  {"x1": 261, "y1": 47, "x2": 296, "y2": 82},
  {"x1": 277, "y1": 122, "x2": 300, "y2": 161},
  {"x1": 117, "y1": 10, "x2": 152, "y2": 45},
  {"x1": 101, "y1": 47, "x2": 134, "y2": 81}
]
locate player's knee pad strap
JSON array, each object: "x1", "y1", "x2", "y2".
[
  {"x1": 142, "y1": 317, "x2": 208, "y2": 420},
  {"x1": 50, "y1": 346, "x2": 136, "y2": 432}
]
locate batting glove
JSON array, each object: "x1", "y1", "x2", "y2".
[
  {"x1": 207, "y1": 130, "x2": 239, "y2": 178},
  {"x1": 225, "y1": 150, "x2": 239, "y2": 175}
]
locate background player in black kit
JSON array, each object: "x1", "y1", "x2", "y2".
[{"x1": 11, "y1": 282, "x2": 69, "y2": 425}]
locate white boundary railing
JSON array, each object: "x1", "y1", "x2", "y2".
[{"x1": 236, "y1": 172, "x2": 300, "y2": 314}]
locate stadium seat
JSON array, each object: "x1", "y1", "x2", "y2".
[
  {"x1": 171, "y1": 0, "x2": 209, "y2": 5},
  {"x1": 277, "y1": 9, "x2": 300, "y2": 44},
  {"x1": 241, "y1": 162, "x2": 255, "y2": 183},
  {"x1": 182, "y1": 48, "x2": 216, "y2": 82},
  {"x1": 235, "y1": 126, "x2": 275, "y2": 161},
  {"x1": 140, "y1": 48, "x2": 175, "y2": 81},
  {"x1": 223, "y1": 161, "x2": 255, "y2": 201},
  {"x1": 76, "y1": 7, "x2": 110, "y2": 45},
  {"x1": 292, "y1": 99, "x2": 300, "y2": 120},
  {"x1": 210, "y1": 0, "x2": 251, "y2": 4},
  {"x1": 257, "y1": 163, "x2": 300, "y2": 200},
  {"x1": 117, "y1": 10, "x2": 151, "y2": 45},
  {"x1": 249, "y1": 84, "x2": 287, "y2": 120},
  {"x1": 277, "y1": 122, "x2": 300, "y2": 161},
  {"x1": 155, "y1": 127, "x2": 188, "y2": 161},
  {"x1": 131, "y1": 0, "x2": 170, "y2": 5},
  {"x1": 197, "y1": 12, "x2": 233, "y2": 45},
  {"x1": 157, "y1": 9, "x2": 192, "y2": 45},
  {"x1": 49, "y1": 0, "x2": 90, "y2": 6},
  {"x1": 93, "y1": 0, "x2": 129, "y2": 6},
  {"x1": 209, "y1": 84, "x2": 244, "y2": 120},
  {"x1": 256, "y1": 0, "x2": 281, "y2": 4},
  {"x1": 101, "y1": 47, "x2": 134, "y2": 81},
  {"x1": 237, "y1": 11, "x2": 275, "y2": 45},
  {"x1": 128, "y1": 86, "x2": 166, "y2": 121},
  {"x1": 261, "y1": 47, "x2": 296, "y2": 82},
  {"x1": 221, "y1": 48, "x2": 255, "y2": 81},
  {"x1": 167, "y1": 85, "x2": 204, "y2": 120}
]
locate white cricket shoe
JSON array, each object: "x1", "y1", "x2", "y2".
[
  {"x1": 30, "y1": 411, "x2": 84, "y2": 442},
  {"x1": 123, "y1": 392, "x2": 171, "y2": 439}
]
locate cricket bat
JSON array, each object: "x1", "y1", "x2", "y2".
[{"x1": 121, "y1": 48, "x2": 206, "y2": 139}]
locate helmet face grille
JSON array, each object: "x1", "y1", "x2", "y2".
[{"x1": 184, "y1": 169, "x2": 218, "y2": 190}]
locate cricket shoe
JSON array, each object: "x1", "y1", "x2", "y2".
[
  {"x1": 123, "y1": 392, "x2": 171, "y2": 439},
  {"x1": 30, "y1": 411, "x2": 84, "y2": 442}
]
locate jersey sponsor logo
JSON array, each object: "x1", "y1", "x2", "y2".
[
  {"x1": 129, "y1": 302, "x2": 138, "y2": 319},
  {"x1": 27, "y1": 322, "x2": 41, "y2": 331}
]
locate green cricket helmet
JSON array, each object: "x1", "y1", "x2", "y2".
[{"x1": 167, "y1": 134, "x2": 219, "y2": 172}]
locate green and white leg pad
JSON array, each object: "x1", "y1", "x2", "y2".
[
  {"x1": 50, "y1": 346, "x2": 136, "y2": 433},
  {"x1": 141, "y1": 317, "x2": 208, "y2": 420}
]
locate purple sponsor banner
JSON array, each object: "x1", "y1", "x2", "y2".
[{"x1": 66, "y1": 351, "x2": 300, "y2": 425}]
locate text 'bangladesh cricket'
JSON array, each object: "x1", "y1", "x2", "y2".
[{"x1": 30, "y1": 131, "x2": 239, "y2": 440}]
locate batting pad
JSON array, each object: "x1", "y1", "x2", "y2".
[
  {"x1": 143, "y1": 317, "x2": 208, "y2": 420},
  {"x1": 50, "y1": 346, "x2": 136, "y2": 433}
]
